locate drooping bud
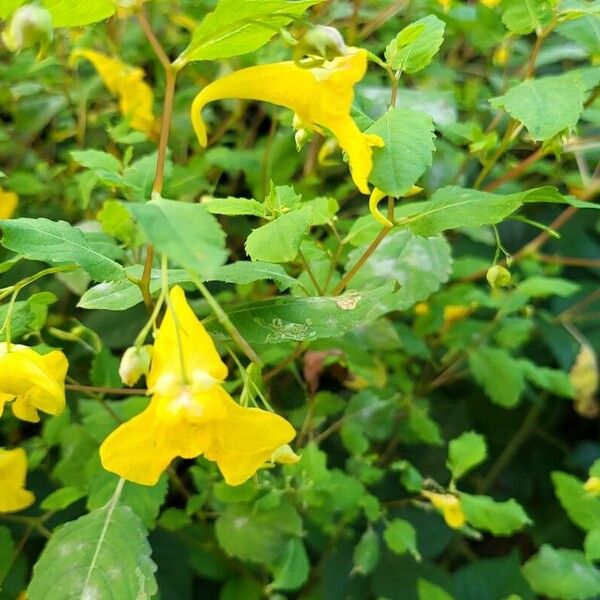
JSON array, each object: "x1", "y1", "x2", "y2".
[
  {"x1": 119, "y1": 345, "x2": 152, "y2": 387},
  {"x1": 271, "y1": 444, "x2": 301, "y2": 465},
  {"x1": 294, "y1": 25, "x2": 347, "y2": 61},
  {"x1": 2, "y1": 5, "x2": 52, "y2": 54},
  {"x1": 486, "y1": 265, "x2": 511, "y2": 289}
]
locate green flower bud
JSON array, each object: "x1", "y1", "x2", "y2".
[
  {"x1": 2, "y1": 5, "x2": 52, "y2": 54},
  {"x1": 119, "y1": 345, "x2": 153, "y2": 387},
  {"x1": 486, "y1": 265, "x2": 511, "y2": 289},
  {"x1": 295, "y1": 25, "x2": 347, "y2": 61}
]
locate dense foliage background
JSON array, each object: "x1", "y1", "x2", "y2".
[{"x1": 0, "y1": 0, "x2": 599, "y2": 598}]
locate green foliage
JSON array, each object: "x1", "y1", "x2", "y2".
[{"x1": 447, "y1": 431, "x2": 487, "y2": 481}]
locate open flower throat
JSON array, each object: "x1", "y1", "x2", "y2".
[
  {"x1": 191, "y1": 48, "x2": 383, "y2": 194},
  {"x1": 100, "y1": 286, "x2": 296, "y2": 486}
]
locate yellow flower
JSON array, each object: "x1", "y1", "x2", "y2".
[
  {"x1": 422, "y1": 491, "x2": 466, "y2": 529},
  {"x1": 71, "y1": 49, "x2": 158, "y2": 138},
  {"x1": 0, "y1": 343, "x2": 68, "y2": 423},
  {"x1": 0, "y1": 448, "x2": 35, "y2": 513},
  {"x1": 584, "y1": 476, "x2": 600, "y2": 496},
  {"x1": 481, "y1": 0, "x2": 501, "y2": 7},
  {"x1": 0, "y1": 187, "x2": 18, "y2": 219},
  {"x1": 191, "y1": 49, "x2": 383, "y2": 194},
  {"x1": 100, "y1": 286, "x2": 295, "y2": 486}
]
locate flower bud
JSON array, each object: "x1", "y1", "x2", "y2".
[
  {"x1": 486, "y1": 265, "x2": 511, "y2": 289},
  {"x1": 2, "y1": 5, "x2": 52, "y2": 53},
  {"x1": 584, "y1": 476, "x2": 600, "y2": 496},
  {"x1": 119, "y1": 345, "x2": 152, "y2": 387},
  {"x1": 295, "y1": 25, "x2": 347, "y2": 61},
  {"x1": 271, "y1": 444, "x2": 300, "y2": 465}
]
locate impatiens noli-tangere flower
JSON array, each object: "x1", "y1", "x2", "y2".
[
  {"x1": 0, "y1": 448, "x2": 34, "y2": 513},
  {"x1": 0, "y1": 343, "x2": 68, "y2": 422},
  {"x1": 191, "y1": 48, "x2": 383, "y2": 194},
  {"x1": 422, "y1": 491, "x2": 466, "y2": 529},
  {"x1": 100, "y1": 286, "x2": 296, "y2": 486}
]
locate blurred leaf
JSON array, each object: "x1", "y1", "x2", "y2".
[
  {"x1": 43, "y1": 0, "x2": 115, "y2": 26},
  {"x1": 501, "y1": 0, "x2": 554, "y2": 34},
  {"x1": 585, "y1": 529, "x2": 600, "y2": 562},
  {"x1": 522, "y1": 545, "x2": 600, "y2": 600},
  {"x1": 418, "y1": 578, "x2": 454, "y2": 600},
  {"x1": 461, "y1": 494, "x2": 531, "y2": 535},
  {"x1": 212, "y1": 261, "x2": 297, "y2": 290},
  {"x1": 40, "y1": 487, "x2": 86, "y2": 511},
  {"x1": 203, "y1": 196, "x2": 266, "y2": 217},
  {"x1": 271, "y1": 538, "x2": 310, "y2": 591},
  {"x1": 447, "y1": 431, "x2": 487, "y2": 481},
  {"x1": 353, "y1": 527, "x2": 380, "y2": 576},
  {"x1": 384, "y1": 519, "x2": 421, "y2": 560},
  {"x1": 552, "y1": 471, "x2": 600, "y2": 531}
]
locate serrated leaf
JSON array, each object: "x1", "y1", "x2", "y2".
[
  {"x1": 128, "y1": 198, "x2": 227, "y2": 278},
  {"x1": 447, "y1": 431, "x2": 487, "y2": 481},
  {"x1": 42, "y1": 0, "x2": 115, "y2": 27},
  {"x1": 468, "y1": 347, "x2": 526, "y2": 408},
  {"x1": 461, "y1": 494, "x2": 531, "y2": 535},
  {"x1": 28, "y1": 501, "x2": 157, "y2": 600},
  {"x1": 383, "y1": 519, "x2": 420, "y2": 560},
  {"x1": 552, "y1": 471, "x2": 600, "y2": 531},
  {"x1": 490, "y1": 73, "x2": 587, "y2": 140},
  {"x1": 212, "y1": 261, "x2": 297, "y2": 290},
  {"x1": 218, "y1": 284, "x2": 393, "y2": 344},
  {"x1": 178, "y1": 0, "x2": 321, "y2": 64},
  {"x1": 394, "y1": 186, "x2": 564, "y2": 237},
  {"x1": 203, "y1": 196, "x2": 266, "y2": 217},
  {"x1": 0, "y1": 218, "x2": 124, "y2": 281},
  {"x1": 347, "y1": 230, "x2": 452, "y2": 310},
  {"x1": 366, "y1": 108, "x2": 435, "y2": 197},
  {"x1": 385, "y1": 15, "x2": 446, "y2": 73},
  {"x1": 245, "y1": 207, "x2": 313, "y2": 263},
  {"x1": 523, "y1": 545, "x2": 600, "y2": 600},
  {"x1": 501, "y1": 0, "x2": 554, "y2": 34}
]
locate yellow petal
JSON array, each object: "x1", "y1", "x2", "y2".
[
  {"x1": 0, "y1": 448, "x2": 35, "y2": 513},
  {"x1": 368, "y1": 187, "x2": 392, "y2": 227},
  {"x1": 422, "y1": 491, "x2": 466, "y2": 529},
  {"x1": 204, "y1": 391, "x2": 296, "y2": 486},
  {"x1": 191, "y1": 49, "x2": 382, "y2": 194},
  {"x1": 0, "y1": 344, "x2": 67, "y2": 422},
  {"x1": 99, "y1": 394, "x2": 213, "y2": 486},
  {"x1": 148, "y1": 286, "x2": 228, "y2": 392},
  {"x1": 0, "y1": 188, "x2": 18, "y2": 219},
  {"x1": 71, "y1": 49, "x2": 158, "y2": 137}
]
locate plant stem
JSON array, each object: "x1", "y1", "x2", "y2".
[
  {"x1": 298, "y1": 250, "x2": 323, "y2": 295},
  {"x1": 332, "y1": 197, "x2": 395, "y2": 295}
]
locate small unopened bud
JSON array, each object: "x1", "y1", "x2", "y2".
[
  {"x1": 119, "y1": 345, "x2": 152, "y2": 387},
  {"x1": 271, "y1": 444, "x2": 300, "y2": 465},
  {"x1": 486, "y1": 265, "x2": 511, "y2": 289},
  {"x1": 584, "y1": 476, "x2": 600, "y2": 496},
  {"x1": 295, "y1": 127, "x2": 310, "y2": 151},
  {"x1": 2, "y1": 5, "x2": 52, "y2": 54},
  {"x1": 295, "y1": 25, "x2": 347, "y2": 61}
]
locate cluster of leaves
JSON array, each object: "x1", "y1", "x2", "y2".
[{"x1": 0, "y1": 0, "x2": 599, "y2": 599}]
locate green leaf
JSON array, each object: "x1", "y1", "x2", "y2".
[
  {"x1": 270, "y1": 539, "x2": 310, "y2": 591},
  {"x1": 40, "y1": 486, "x2": 86, "y2": 511},
  {"x1": 395, "y1": 186, "x2": 563, "y2": 237},
  {"x1": 42, "y1": 0, "x2": 115, "y2": 27},
  {"x1": 70, "y1": 149, "x2": 121, "y2": 174},
  {"x1": 385, "y1": 15, "x2": 446, "y2": 73},
  {"x1": 557, "y1": 15, "x2": 600, "y2": 54},
  {"x1": 220, "y1": 284, "x2": 393, "y2": 344},
  {"x1": 0, "y1": 292, "x2": 56, "y2": 341},
  {"x1": 447, "y1": 431, "x2": 487, "y2": 481},
  {"x1": 468, "y1": 347, "x2": 526, "y2": 408},
  {"x1": 490, "y1": 73, "x2": 587, "y2": 140},
  {"x1": 366, "y1": 108, "x2": 436, "y2": 197},
  {"x1": 177, "y1": 0, "x2": 322, "y2": 64},
  {"x1": 585, "y1": 529, "x2": 600, "y2": 561},
  {"x1": 552, "y1": 471, "x2": 600, "y2": 531},
  {"x1": 383, "y1": 519, "x2": 421, "y2": 560},
  {"x1": 353, "y1": 527, "x2": 380, "y2": 576},
  {"x1": 128, "y1": 198, "x2": 227, "y2": 279},
  {"x1": 520, "y1": 361, "x2": 575, "y2": 398},
  {"x1": 203, "y1": 196, "x2": 266, "y2": 217},
  {"x1": 347, "y1": 230, "x2": 452, "y2": 310},
  {"x1": 460, "y1": 494, "x2": 531, "y2": 535},
  {"x1": 98, "y1": 200, "x2": 140, "y2": 246},
  {"x1": 418, "y1": 579, "x2": 454, "y2": 600},
  {"x1": 514, "y1": 276, "x2": 580, "y2": 299},
  {"x1": 28, "y1": 502, "x2": 157, "y2": 599},
  {"x1": 0, "y1": 218, "x2": 124, "y2": 281},
  {"x1": 245, "y1": 207, "x2": 313, "y2": 263},
  {"x1": 0, "y1": 0, "x2": 25, "y2": 19},
  {"x1": 212, "y1": 261, "x2": 297, "y2": 290},
  {"x1": 523, "y1": 545, "x2": 600, "y2": 600},
  {"x1": 216, "y1": 501, "x2": 303, "y2": 565},
  {"x1": 501, "y1": 0, "x2": 554, "y2": 34}
]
